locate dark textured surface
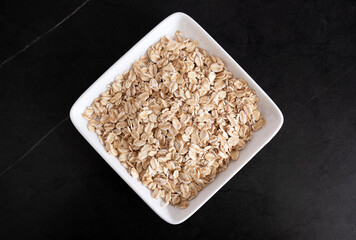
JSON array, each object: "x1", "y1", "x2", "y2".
[{"x1": 1, "y1": 0, "x2": 355, "y2": 239}]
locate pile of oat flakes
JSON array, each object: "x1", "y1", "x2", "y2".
[{"x1": 82, "y1": 31, "x2": 265, "y2": 209}]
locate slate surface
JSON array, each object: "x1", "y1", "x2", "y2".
[{"x1": 0, "y1": 0, "x2": 355, "y2": 239}]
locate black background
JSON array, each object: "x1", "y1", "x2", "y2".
[{"x1": 1, "y1": 0, "x2": 355, "y2": 239}]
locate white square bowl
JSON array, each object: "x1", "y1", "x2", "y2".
[{"x1": 70, "y1": 12, "x2": 283, "y2": 225}]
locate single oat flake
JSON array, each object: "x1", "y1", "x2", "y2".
[{"x1": 82, "y1": 31, "x2": 265, "y2": 209}]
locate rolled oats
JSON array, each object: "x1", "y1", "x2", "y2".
[{"x1": 82, "y1": 31, "x2": 265, "y2": 209}]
